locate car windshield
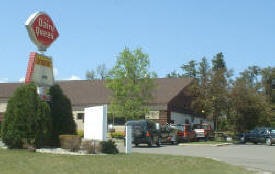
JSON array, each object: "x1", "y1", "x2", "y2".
[{"x1": 271, "y1": 130, "x2": 275, "y2": 134}]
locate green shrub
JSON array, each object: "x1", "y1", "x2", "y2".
[
  {"x1": 111, "y1": 132, "x2": 125, "y2": 139},
  {"x1": 77, "y1": 130, "x2": 84, "y2": 138},
  {"x1": 49, "y1": 85, "x2": 76, "y2": 146},
  {"x1": 100, "y1": 140, "x2": 119, "y2": 154},
  {"x1": 1, "y1": 83, "x2": 51, "y2": 148},
  {"x1": 59, "y1": 135, "x2": 81, "y2": 152}
]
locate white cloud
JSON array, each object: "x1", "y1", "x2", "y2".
[
  {"x1": 19, "y1": 77, "x2": 25, "y2": 82},
  {"x1": 0, "y1": 78, "x2": 8, "y2": 83},
  {"x1": 66, "y1": 75, "x2": 81, "y2": 80}
]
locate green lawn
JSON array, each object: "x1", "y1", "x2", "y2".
[{"x1": 0, "y1": 149, "x2": 255, "y2": 174}]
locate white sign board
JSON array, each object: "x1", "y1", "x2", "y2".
[
  {"x1": 145, "y1": 111, "x2": 160, "y2": 120},
  {"x1": 84, "y1": 105, "x2": 107, "y2": 141}
]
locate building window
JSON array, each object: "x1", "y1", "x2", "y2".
[{"x1": 77, "y1": 113, "x2": 84, "y2": 120}]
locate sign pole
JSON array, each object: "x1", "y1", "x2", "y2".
[{"x1": 125, "y1": 125, "x2": 132, "y2": 154}]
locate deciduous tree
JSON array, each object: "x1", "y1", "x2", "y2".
[{"x1": 106, "y1": 48, "x2": 156, "y2": 120}]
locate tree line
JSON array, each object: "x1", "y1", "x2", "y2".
[
  {"x1": 167, "y1": 52, "x2": 275, "y2": 132},
  {"x1": 87, "y1": 48, "x2": 274, "y2": 133}
]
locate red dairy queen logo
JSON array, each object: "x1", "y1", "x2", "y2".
[{"x1": 26, "y1": 12, "x2": 59, "y2": 52}]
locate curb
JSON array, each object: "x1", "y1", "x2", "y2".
[
  {"x1": 178, "y1": 143, "x2": 233, "y2": 147},
  {"x1": 214, "y1": 143, "x2": 232, "y2": 147}
]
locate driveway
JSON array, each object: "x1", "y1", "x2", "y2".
[{"x1": 119, "y1": 143, "x2": 275, "y2": 173}]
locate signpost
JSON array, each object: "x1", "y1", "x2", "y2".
[
  {"x1": 25, "y1": 12, "x2": 59, "y2": 100},
  {"x1": 125, "y1": 125, "x2": 132, "y2": 154}
]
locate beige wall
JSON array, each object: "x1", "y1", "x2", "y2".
[
  {"x1": 73, "y1": 111, "x2": 84, "y2": 130},
  {"x1": 0, "y1": 102, "x2": 7, "y2": 113}
]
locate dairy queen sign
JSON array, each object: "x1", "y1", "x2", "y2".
[
  {"x1": 25, "y1": 12, "x2": 59, "y2": 101},
  {"x1": 25, "y1": 12, "x2": 59, "y2": 52}
]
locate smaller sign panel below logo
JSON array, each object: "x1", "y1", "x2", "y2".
[
  {"x1": 25, "y1": 52, "x2": 54, "y2": 87},
  {"x1": 25, "y1": 12, "x2": 59, "y2": 52}
]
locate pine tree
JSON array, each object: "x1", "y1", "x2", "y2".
[
  {"x1": 1, "y1": 83, "x2": 51, "y2": 148},
  {"x1": 49, "y1": 84, "x2": 76, "y2": 146}
]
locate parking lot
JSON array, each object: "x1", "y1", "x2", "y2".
[{"x1": 124, "y1": 144, "x2": 275, "y2": 173}]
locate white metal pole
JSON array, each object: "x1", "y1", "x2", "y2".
[{"x1": 125, "y1": 125, "x2": 132, "y2": 154}]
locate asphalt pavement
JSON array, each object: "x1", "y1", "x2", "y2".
[{"x1": 118, "y1": 143, "x2": 275, "y2": 173}]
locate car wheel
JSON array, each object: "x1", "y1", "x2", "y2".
[
  {"x1": 135, "y1": 144, "x2": 139, "y2": 147},
  {"x1": 266, "y1": 138, "x2": 272, "y2": 146},
  {"x1": 253, "y1": 142, "x2": 258, "y2": 144}
]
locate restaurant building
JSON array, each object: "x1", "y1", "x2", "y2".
[{"x1": 0, "y1": 78, "x2": 211, "y2": 130}]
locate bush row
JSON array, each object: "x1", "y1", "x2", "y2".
[
  {"x1": 110, "y1": 131, "x2": 125, "y2": 139},
  {"x1": 59, "y1": 134, "x2": 118, "y2": 154}
]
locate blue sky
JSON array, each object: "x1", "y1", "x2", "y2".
[{"x1": 0, "y1": 0, "x2": 274, "y2": 82}]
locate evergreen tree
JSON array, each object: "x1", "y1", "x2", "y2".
[
  {"x1": 166, "y1": 70, "x2": 182, "y2": 78},
  {"x1": 1, "y1": 83, "x2": 51, "y2": 148},
  {"x1": 49, "y1": 84, "x2": 76, "y2": 146},
  {"x1": 210, "y1": 52, "x2": 228, "y2": 131},
  {"x1": 181, "y1": 60, "x2": 198, "y2": 79},
  {"x1": 190, "y1": 57, "x2": 211, "y2": 118}
]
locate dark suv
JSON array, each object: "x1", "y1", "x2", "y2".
[
  {"x1": 126, "y1": 120, "x2": 160, "y2": 147},
  {"x1": 239, "y1": 127, "x2": 271, "y2": 144}
]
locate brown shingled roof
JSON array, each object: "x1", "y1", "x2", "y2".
[
  {"x1": 0, "y1": 78, "x2": 193, "y2": 106},
  {"x1": 0, "y1": 83, "x2": 21, "y2": 99}
]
